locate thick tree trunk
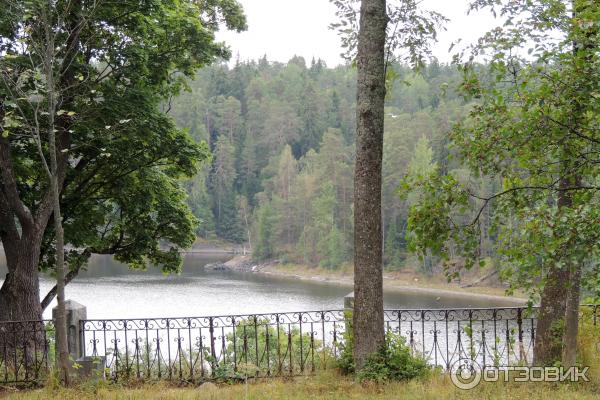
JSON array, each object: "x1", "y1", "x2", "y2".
[
  {"x1": 353, "y1": 0, "x2": 387, "y2": 370},
  {"x1": 533, "y1": 265, "x2": 569, "y2": 365},
  {"x1": 0, "y1": 240, "x2": 43, "y2": 322},
  {"x1": 0, "y1": 242, "x2": 44, "y2": 369}
]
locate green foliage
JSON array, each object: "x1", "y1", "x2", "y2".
[
  {"x1": 318, "y1": 226, "x2": 345, "y2": 269},
  {"x1": 170, "y1": 57, "x2": 471, "y2": 271},
  {"x1": 0, "y1": 0, "x2": 247, "y2": 275},
  {"x1": 582, "y1": 261, "x2": 600, "y2": 301},
  {"x1": 223, "y1": 317, "x2": 322, "y2": 378},
  {"x1": 401, "y1": 0, "x2": 600, "y2": 297},
  {"x1": 185, "y1": 169, "x2": 216, "y2": 237},
  {"x1": 384, "y1": 219, "x2": 405, "y2": 270},
  {"x1": 357, "y1": 331, "x2": 429, "y2": 383},
  {"x1": 337, "y1": 310, "x2": 355, "y2": 375},
  {"x1": 330, "y1": 0, "x2": 448, "y2": 69},
  {"x1": 337, "y1": 314, "x2": 428, "y2": 382},
  {"x1": 253, "y1": 201, "x2": 276, "y2": 261}
]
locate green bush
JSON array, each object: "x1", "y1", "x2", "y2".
[
  {"x1": 223, "y1": 317, "x2": 323, "y2": 377},
  {"x1": 336, "y1": 310, "x2": 354, "y2": 375},
  {"x1": 337, "y1": 340, "x2": 355, "y2": 375},
  {"x1": 357, "y1": 331, "x2": 429, "y2": 383}
]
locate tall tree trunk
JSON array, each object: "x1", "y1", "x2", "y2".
[
  {"x1": 50, "y1": 172, "x2": 70, "y2": 383},
  {"x1": 562, "y1": 263, "x2": 582, "y2": 366},
  {"x1": 44, "y1": 0, "x2": 70, "y2": 382},
  {"x1": 560, "y1": 0, "x2": 595, "y2": 367},
  {"x1": 534, "y1": 172, "x2": 576, "y2": 365},
  {"x1": 353, "y1": 0, "x2": 387, "y2": 370},
  {"x1": 533, "y1": 264, "x2": 569, "y2": 365}
]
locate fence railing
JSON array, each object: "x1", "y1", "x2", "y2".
[
  {"x1": 79, "y1": 305, "x2": 599, "y2": 382},
  {"x1": 0, "y1": 320, "x2": 55, "y2": 385},
  {"x1": 81, "y1": 311, "x2": 346, "y2": 381},
  {"x1": 2, "y1": 304, "x2": 598, "y2": 385}
]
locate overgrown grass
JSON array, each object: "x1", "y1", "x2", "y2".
[{"x1": 2, "y1": 371, "x2": 599, "y2": 400}]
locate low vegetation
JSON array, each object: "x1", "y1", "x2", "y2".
[{"x1": 2, "y1": 372, "x2": 598, "y2": 400}]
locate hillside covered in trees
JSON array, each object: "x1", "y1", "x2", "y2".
[{"x1": 170, "y1": 57, "x2": 496, "y2": 272}]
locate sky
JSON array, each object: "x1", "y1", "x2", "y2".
[{"x1": 216, "y1": 0, "x2": 500, "y2": 67}]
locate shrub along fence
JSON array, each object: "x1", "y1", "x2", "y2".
[{"x1": 1, "y1": 299, "x2": 598, "y2": 385}]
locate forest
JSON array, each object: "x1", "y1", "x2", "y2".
[
  {"x1": 171, "y1": 57, "x2": 480, "y2": 272},
  {"x1": 1, "y1": 0, "x2": 599, "y2": 393}
]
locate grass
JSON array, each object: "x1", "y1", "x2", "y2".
[{"x1": 2, "y1": 371, "x2": 599, "y2": 400}]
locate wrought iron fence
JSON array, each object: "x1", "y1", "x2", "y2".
[
  {"x1": 384, "y1": 308, "x2": 536, "y2": 369},
  {"x1": 81, "y1": 311, "x2": 345, "y2": 381},
  {"x1": 0, "y1": 320, "x2": 55, "y2": 385},
  {"x1": 2, "y1": 305, "x2": 597, "y2": 385},
  {"x1": 80, "y1": 305, "x2": 599, "y2": 382}
]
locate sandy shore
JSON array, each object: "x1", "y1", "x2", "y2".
[{"x1": 206, "y1": 256, "x2": 528, "y2": 306}]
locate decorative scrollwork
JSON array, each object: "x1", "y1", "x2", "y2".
[{"x1": 67, "y1": 305, "x2": 599, "y2": 385}]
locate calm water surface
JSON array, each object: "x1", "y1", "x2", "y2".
[{"x1": 0, "y1": 253, "x2": 521, "y2": 320}]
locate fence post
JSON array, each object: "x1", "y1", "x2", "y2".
[{"x1": 52, "y1": 300, "x2": 87, "y2": 361}]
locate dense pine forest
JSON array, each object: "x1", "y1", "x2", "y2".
[
  {"x1": 2, "y1": 0, "x2": 599, "y2": 394},
  {"x1": 170, "y1": 57, "x2": 494, "y2": 272}
]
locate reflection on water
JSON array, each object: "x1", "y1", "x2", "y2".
[{"x1": 0, "y1": 253, "x2": 521, "y2": 320}]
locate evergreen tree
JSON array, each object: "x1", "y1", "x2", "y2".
[
  {"x1": 168, "y1": 58, "x2": 471, "y2": 271},
  {"x1": 253, "y1": 200, "x2": 276, "y2": 260},
  {"x1": 210, "y1": 136, "x2": 238, "y2": 239}
]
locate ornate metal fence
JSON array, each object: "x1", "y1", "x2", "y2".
[
  {"x1": 79, "y1": 305, "x2": 600, "y2": 382},
  {"x1": 81, "y1": 311, "x2": 346, "y2": 381},
  {"x1": 0, "y1": 320, "x2": 55, "y2": 385},
  {"x1": 2, "y1": 305, "x2": 597, "y2": 385},
  {"x1": 384, "y1": 308, "x2": 536, "y2": 369}
]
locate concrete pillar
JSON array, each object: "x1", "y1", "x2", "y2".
[
  {"x1": 52, "y1": 299, "x2": 87, "y2": 361},
  {"x1": 344, "y1": 292, "x2": 354, "y2": 339},
  {"x1": 52, "y1": 300, "x2": 105, "y2": 380},
  {"x1": 344, "y1": 292, "x2": 354, "y2": 310}
]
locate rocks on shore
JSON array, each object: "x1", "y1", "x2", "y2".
[{"x1": 204, "y1": 256, "x2": 279, "y2": 272}]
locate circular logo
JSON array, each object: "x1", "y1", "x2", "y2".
[{"x1": 450, "y1": 359, "x2": 482, "y2": 390}]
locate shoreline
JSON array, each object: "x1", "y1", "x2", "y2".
[
  {"x1": 205, "y1": 256, "x2": 528, "y2": 306},
  {"x1": 3, "y1": 246, "x2": 528, "y2": 305},
  {"x1": 258, "y1": 267, "x2": 527, "y2": 306}
]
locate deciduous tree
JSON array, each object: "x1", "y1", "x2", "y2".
[
  {"x1": 402, "y1": 0, "x2": 599, "y2": 366},
  {"x1": 0, "y1": 0, "x2": 246, "y2": 323}
]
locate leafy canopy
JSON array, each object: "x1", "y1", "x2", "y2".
[
  {"x1": 0, "y1": 0, "x2": 246, "y2": 273},
  {"x1": 401, "y1": 0, "x2": 600, "y2": 297}
]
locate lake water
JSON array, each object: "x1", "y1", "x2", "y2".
[{"x1": 0, "y1": 253, "x2": 522, "y2": 320}]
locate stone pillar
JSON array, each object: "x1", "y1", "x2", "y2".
[
  {"x1": 344, "y1": 292, "x2": 354, "y2": 310},
  {"x1": 52, "y1": 299, "x2": 87, "y2": 361},
  {"x1": 344, "y1": 292, "x2": 354, "y2": 339},
  {"x1": 52, "y1": 300, "x2": 106, "y2": 380}
]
